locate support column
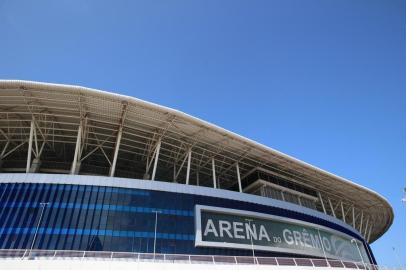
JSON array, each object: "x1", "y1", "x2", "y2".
[
  {"x1": 196, "y1": 171, "x2": 199, "y2": 186},
  {"x1": 71, "y1": 123, "x2": 82, "y2": 175},
  {"x1": 364, "y1": 217, "x2": 369, "y2": 237},
  {"x1": 341, "y1": 202, "x2": 346, "y2": 223},
  {"x1": 0, "y1": 142, "x2": 7, "y2": 172},
  {"x1": 185, "y1": 149, "x2": 191, "y2": 185},
  {"x1": 110, "y1": 125, "x2": 123, "y2": 177},
  {"x1": 26, "y1": 120, "x2": 34, "y2": 173},
  {"x1": 328, "y1": 198, "x2": 336, "y2": 218},
  {"x1": 318, "y1": 192, "x2": 327, "y2": 214},
  {"x1": 173, "y1": 164, "x2": 176, "y2": 182},
  {"x1": 367, "y1": 224, "x2": 373, "y2": 243},
  {"x1": 352, "y1": 206, "x2": 356, "y2": 228},
  {"x1": 0, "y1": 141, "x2": 9, "y2": 167},
  {"x1": 236, "y1": 162, "x2": 242, "y2": 193},
  {"x1": 359, "y1": 211, "x2": 364, "y2": 233},
  {"x1": 151, "y1": 139, "x2": 161, "y2": 181},
  {"x1": 212, "y1": 158, "x2": 217, "y2": 189},
  {"x1": 29, "y1": 158, "x2": 41, "y2": 173}
]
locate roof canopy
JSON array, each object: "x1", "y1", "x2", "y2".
[{"x1": 0, "y1": 80, "x2": 393, "y2": 243}]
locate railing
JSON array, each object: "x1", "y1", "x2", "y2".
[{"x1": 0, "y1": 249, "x2": 388, "y2": 269}]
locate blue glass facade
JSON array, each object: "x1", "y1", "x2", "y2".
[{"x1": 0, "y1": 182, "x2": 375, "y2": 262}]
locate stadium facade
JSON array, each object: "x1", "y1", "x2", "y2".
[{"x1": 0, "y1": 80, "x2": 393, "y2": 268}]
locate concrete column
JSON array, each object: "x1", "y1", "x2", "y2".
[
  {"x1": 71, "y1": 161, "x2": 81, "y2": 175},
  {"x1": 29, "y1": 157, "x2": 41, "y2": 173}
]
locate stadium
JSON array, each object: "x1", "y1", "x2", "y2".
[{"x1": 0, "y1": 80, "x2": 393, "y2": 269}]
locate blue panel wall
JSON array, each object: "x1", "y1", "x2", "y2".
[{"x1": 0, "y1": 182, "x2": 375, "y2": 263}]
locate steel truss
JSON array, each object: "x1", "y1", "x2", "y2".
[{"x1": 0, "y1": 80, "x2": 393, "y2": 244}]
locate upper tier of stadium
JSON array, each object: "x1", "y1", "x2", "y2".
[{"x1": 0, "y1": 80, "x2": 393, "y2": 243}]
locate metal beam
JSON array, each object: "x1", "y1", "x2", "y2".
[
  {"x1": 359, "y1": 211, "x2": 364, "y2": 233},
  {"x1": 212, "y1": 158, "x2": 217, "y2": 189},
  {"x1": 26, "y1": 120, "x2": 34, "y2": 173},
  {"x1": 1, "y1": 141, "x2": 10, "y2": 158},
  {"x1": 236, "y1": 162, "x2": 242, "y2": 193},
  {"x1": 364, "y1": 217, "x2": 369, "y2": 237},
  {"x1": 70, "y1": 122, "x2": 82, "y2": 175},
  {"x1": 217, "y1": 149, "x2": 251, "y2": 179},
  {"x1": 367, "y1": 224, "x2": 373, "y2": 243},
  {"x1": 318, "y1": 192, "x2": 327, "y2": 214},
  {"x1": 186, "y1": 148, "x2": 192, "y2": 185},
  {"x1": 110, "y1": 102, "x2": 128, "y2": 177},
  {"x1": 173, "y1": 163, "x2": 176, "y2": 182},
  {"x1": 110, "y1": 126, "x2": 123, "y2": 177},
  {"x1": 151, "y1": 138, "x2": 161, "y2": 181},
  {"x1": 80, "y1": 133, "x2": 113, "y2": 162},
  {"x1": 0, "y1": 128, "x2": 9, "y2": 140},
  {"x1": 1, "y1": 141, "x2": 26, "y2": 159},
  {"x1": 352, "y1": 206, "x2": 356, "y2": 228},
  {"x1": 33, "y1": 122, "x2": 39, "y2": 158},
  {"x1": 341, "y1": 201, "x2": 346, "y2": 223},
  {"x1": 174, "y1": 148, "x2": 190, "y2": 181},
  {"x1": 328, "y1": 197, "x2": 336, "y2": 218},
  {"x1": 145, "y1": 138, "x2": 163, "y2": 174}
]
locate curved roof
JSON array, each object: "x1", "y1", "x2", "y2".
[{"x1": 0, "y1": 80, "x2": 393, "y2": 243}]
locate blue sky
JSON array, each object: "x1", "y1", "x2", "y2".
[{"x1": 0, "y1": 0, "x2": 405, "y2": 266}]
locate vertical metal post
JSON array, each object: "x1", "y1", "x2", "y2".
[
  {"x1": 110, "y1": 125, "x2": 123, "y2": 177},
  {"x1": 70, "y1": 123, "x2": 82, "y2": 175},
  {"x1": 317, "y1": 228, "x2": 328, "y2": 263},
  {"x1": 151, "y1": 139, "x2": 161, "y2": 181},
  {"x1": 26, "y1": 120, "x2": 34, "y2": 173},
  {"x1": 153, "y1": 210, "x2": 161, "y2": 260},
  {"x1": 351, "y1": 239, "x2": 365, "y2": 267},
  {"x1": 196, "y1": 171, "x2": 199, "y2": 186},
  {"x1": 328, "y1": 198, "x2": 336, "y2": 218},
  {"x1": 173, "y1": 164, "x2": 176, "y2": 182},
  {"x1": 236, "y1": 162, "x2": 242, "y2": 193},
  {"x1": 186, "y1": 149, "x2": 191, "y2": 185},
  {"x1": 364, "y1": 241, "x2": 374, "y2": 266},
  {"x1": 245, "y1": 219, "x2": 255, "y2": 264},
  {"x1": 359, "y1": 211, "x2": 364, "y2": 233},
  {"x1": 211, "y1": 158, "x2": 217, "y2": 189},
  {"x1": 352, "y1": 206, "x2": 356, "y2": 228},
  {"x1": 29, "y1": 202, "x2": 49, "y2": 257},
  {"x1": 364, "y1": 218, "x2": 369, "y2": 237},
  {"x1": 341, "y1": 202, "x2": 346, "y2": 223},
  {"x1": 367, "y1": 224, "x2": 372, "y2": 243},
  {"x1": 318, "y1": 192, "x2": 327, "y2": 214}
]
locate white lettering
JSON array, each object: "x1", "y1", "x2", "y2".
[
  {"x1": 258, "y1": 225, "x2": 270, "y2": 241},
  {"x1": 219, "y1": 221, "x2": 233, "y2": 238},
  {"x1": 302, "y1": 229, "x2": 312, "y2": 248},
  {"x1": 293, "y1": 230, "x2": 304, "y2": 246},
  {"x1": 204, "y1": 219, "x2": 218, "y2": 237},
  {"x1": 233, "y1": 222, "x2": 245, "y2": 239},
  {"x1": 322, "y1": 237, "x2": 331, "y2": 252},
  {"x1": 245, "y1": 222, "x2": 258, "y2": 240},
  {"x1": 310, "y1": 234, "x2": 321, "y2": 250},
  {"x1": 283, "y1": 229, "x2": 294, "y2": 245}
]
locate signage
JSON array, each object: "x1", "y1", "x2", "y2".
[{"x1": 195, "y1": 205, "x2": 369, "y2": 262}]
